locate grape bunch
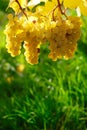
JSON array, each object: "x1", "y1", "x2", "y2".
[
  {"x1": 48, "y1": 16, "x2": 81, "y2": 61},
  {"x1": 4, "y1": 0, "x2": 86, "y2": 64},
  {"x1": 4, "y1": 13, "x2": 49, "y2": 64}
]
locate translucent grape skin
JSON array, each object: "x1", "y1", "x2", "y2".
[{"x1": 4, "y1": 0, "x2": 82, "y2": 64}]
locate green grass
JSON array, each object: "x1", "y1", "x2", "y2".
[{"x1": 0, "y1": 10, "x2": 87, "y2": 130}]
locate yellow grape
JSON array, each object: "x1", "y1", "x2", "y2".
[
  {"x1": 48, "y1": 16, "x2": 81, "y2": 61},
  {"x1": 24, "y1": 41, "x2": 40, "y2": 64},
  {"x1": 4, "y1": 0, "x2": 82, "y2": 64}
]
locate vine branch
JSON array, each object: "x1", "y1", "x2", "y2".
[{"x1": 15, "y1": 0, "x2": 28, "y2": 19}]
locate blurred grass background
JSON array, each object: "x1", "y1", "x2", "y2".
[{"x1": 0, "y1": 1, "x2": 87, "y2": 130}]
